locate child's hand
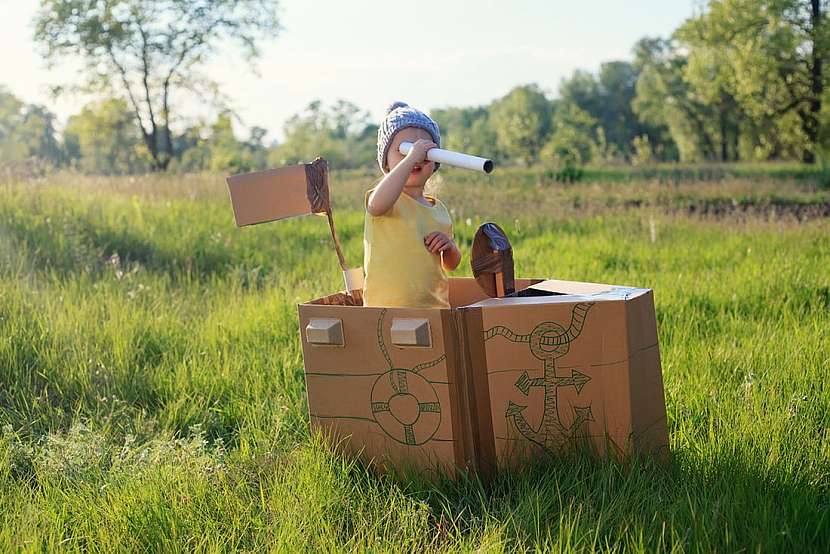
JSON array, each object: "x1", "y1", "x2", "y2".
[
  {"x1": 423, "y1": 231, "x2": 455, "y2": 254},
  {"x1": 425, "y1": 231, "x2": 462, "y2": 271},
  {"x1": 406, "y1": 139, "x2": 437, "y2": 164}
]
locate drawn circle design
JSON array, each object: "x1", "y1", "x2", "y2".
[
  {"x1": 529, "y1": 322, "x2": 570, "y2": 360},
  {"x1": 370, "y1": 369, "x2": 441, "y2": 446}
]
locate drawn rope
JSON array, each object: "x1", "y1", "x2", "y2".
[
  {"x1": 539, "y1": 303, "x2": 592, "y2": 345},
  {"x1": 485, "y1": 303, "x2": 594, "y2": 347},
  {"x1": 484, "y1": 326, "x2": 530, "y2": 343},
  {"x1": 412, "y1": 354, "x2": 446, "y2": 374},
  {"x1": 377, "y1": 309, "x2": 393, "y2": 369}
]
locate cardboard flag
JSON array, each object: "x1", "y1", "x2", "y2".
[
  {"x1": 226, "y1": 157, "x2": 362, "y2": 299},
  {"x1": 227, "y1": 158, "x2": 330, "y2": 227}
]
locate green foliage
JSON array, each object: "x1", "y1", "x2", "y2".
[
  {"x1": 633, "y1": 37, "x2": 721, "y2": 163},
  {"x1": 631, "y1": 135, "x2": 656, "y2": 166},
  {"x1": 542, "y1": 102, "x2": 600, "y2": 167},
  {"x1": 676, "y1": 0, "x2": 829, "y2": 163},
  {"x1": 490, "y1": 84, "x2": 552, "y2": 165},
  {"x1": 0, "y1": 87, "x2": 63, "y2": 172},
  {"x1": 541, "y1": 163, "x2": 585, "y2": 184},
  {"x1": 556, "y1": 62, "x2": 659, "y2": 162},
  {"x1": 269, "y1": 100, "x2": 376, "y2": 169},
  {"x1": 64, "y1": 97, "x2": 151, "y2": 174},
  {"x1": 431, "y1": 105, "x2": 500, "y2": 161},
  {"x1": 205, "y1": 114, "x2": 269, "y2": 173}
]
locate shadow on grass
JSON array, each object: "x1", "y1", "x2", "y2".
[{"x1": 392, "y1": 450, "x2": 829, "y2": 551}]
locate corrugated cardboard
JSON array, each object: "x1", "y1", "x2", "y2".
[
  {"x1": 227, "y1": 164, "x2": 313, "y2": 226},
  {"x1": 298, "y1": 277, "x2": 669, "y2": 477},
  {"x1": 227, "y1": 158, "x2": 331, "y2": 226}
]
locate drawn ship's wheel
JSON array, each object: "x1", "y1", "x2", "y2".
[{"x1": 370, "y1": 369, "x2": 441, "y2": 446}]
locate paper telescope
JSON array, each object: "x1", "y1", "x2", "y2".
[{"x1": 399, "y1": 142, "x2": 494, "y2": 174}]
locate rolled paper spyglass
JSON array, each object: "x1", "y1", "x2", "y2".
[{"x1": 398, "y1": 142, "x2": 494, "y2": 174}]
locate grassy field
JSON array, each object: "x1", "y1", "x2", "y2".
[{"x1": 0, "y1": 168, "x2": 828, "y2": 551}]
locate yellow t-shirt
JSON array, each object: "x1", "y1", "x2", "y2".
[{"x1": 363, "y1": 189, "x2": 453, "y2": 308}]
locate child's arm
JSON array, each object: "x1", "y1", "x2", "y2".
[
  {"x1": 366, "y1": 139, "x2": 437, "y2": 216},
  {"x1": 424, "y1": 232, "x2": 462, "y2": 271}
]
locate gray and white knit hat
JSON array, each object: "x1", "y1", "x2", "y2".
[{"x1": 376, "y1": 101, "x2": 441, "y2": 173}]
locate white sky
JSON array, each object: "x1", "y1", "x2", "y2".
[{"x1": 0, "y1": 0, "x2": 695, "y2": 141}]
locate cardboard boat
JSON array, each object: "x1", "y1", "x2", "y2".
[
  {"x1": 299, "y1": 277, "x2": 668, "y2": 478},
  {"x1": 228, "y1": 160, "x2": 669, "y2": 479}
]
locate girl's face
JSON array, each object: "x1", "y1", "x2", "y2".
[{"x1": 386, "y1": 127, "x2": 435, "y2": 189}]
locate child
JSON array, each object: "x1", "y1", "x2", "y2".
[{"x1": 363, "y1": 102, "x2": 461, "y2": 308}]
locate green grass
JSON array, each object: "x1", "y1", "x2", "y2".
[
  {"x1": 578, "y1": 161, "x2": 830, "y2": 186},
  {"x1": 1, "y1": 170, "x2": 828, "y2": 551}
]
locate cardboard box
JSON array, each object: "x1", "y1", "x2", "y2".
[{"x1": 299, "y1": 277, "x2": 669, "y2": 478}]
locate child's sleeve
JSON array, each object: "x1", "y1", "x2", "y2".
[
  {"x1": 365, "y1": 187, "x2": 397, "y2": 218},
  {"x1": 365, "y1": 188, "x2": 383, "y2": 216}
]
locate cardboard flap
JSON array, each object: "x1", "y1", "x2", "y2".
[
  {"x1": 527, "y1": 279, "x2": 614, "y2": 295},
  {"x1": 227, "y1": 158, "x2": 330, "y2": 226}
]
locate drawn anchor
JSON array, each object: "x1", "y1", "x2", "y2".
[
  {"x1": 485, "y1": 302, "x2": 595, "y2": 452},
  {"x1": 514, "y1": 368, "x2": 590, "y2": 395}
]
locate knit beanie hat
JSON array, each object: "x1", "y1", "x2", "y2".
[{"x1": 376, "y1": 101, "x2": 441, "y2": 173}]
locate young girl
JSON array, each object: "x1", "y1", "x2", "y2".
[{"x1": 363, "y1": 102, "x2": 461, "y2": 308}]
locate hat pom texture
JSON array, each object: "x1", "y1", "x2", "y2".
[
  {"x1": 377, "y1": 102, "x2": 441, "y2": 173},
  {"x1": 386, "y1": 101, "x2": 409, "y2": 114}
]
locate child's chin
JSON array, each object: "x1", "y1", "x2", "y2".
[
  {"x1": 406, "y1": 175, "x2": 428, "y2": 187},
  {"x1": 406, "y1": 170, "x2": 429, "y2": 187}
]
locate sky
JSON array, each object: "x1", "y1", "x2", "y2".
[{"x1": 0, "y1": 0, "x2": 696, "y2": 141}]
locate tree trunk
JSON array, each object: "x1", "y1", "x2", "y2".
[
  {"x1": 804, "y1": 0, "x2": 824, "y2": 164},
  {"x1": 139, "y1": 128, "x2": 164, "y2": 171},
  {"x1": 720, "y1": 99, "x2": 729, "y2": 162},
  {"x1": 161, "y1": 82, "x2": 174, "y2": 171}
]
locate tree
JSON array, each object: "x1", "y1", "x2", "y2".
[
  {"x1": 431, "y1": 105, "x2": 500, "y2": 161},
  {"x1": 678, "y1": 0, "x2": 829, "y2": 163},
  {"x1": 636, "y1": 35, "x2": 754, "y2": 162},
  {"x1": 269, "y1": 100, "x2": 375, "y2": 169},
  {"x1": 64, "y1": 98, "x2": 150, "y2": 174},
  {"x1": 0, "y1": 87, "x2": 63, "y2": 169},
  {"x1": 541, "y1": 101, "x2": 600, "y2": 166},
  {"x1": 557, "y1": 62, "x2": 658, "y2": 162},
  {"x1": 205, "y1": 113, "x2": 248, "y2": 172},
  {"x1": 490, "y1": 84, "x2": 552, "y2": 165},
  {"x1": 34, "y1": 0, "x2": 280, "y2": 171},
  {"x1": 633, "y1": 37, "x2": 729, "y2": 162}
]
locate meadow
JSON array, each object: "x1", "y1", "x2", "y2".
[{"x1": 0, "y1": 167, "x2": 828, "y2": 551}]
